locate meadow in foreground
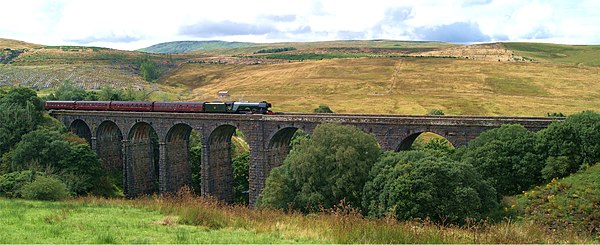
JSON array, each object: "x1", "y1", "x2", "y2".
[{"x1": 0, "y1": 187, "x2": 595, "y2": 244}]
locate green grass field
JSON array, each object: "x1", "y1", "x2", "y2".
[
  {"x1": 503, "y1": 42, "x2": 600, "y2": 66},
  {"x1": 0, "y1": 182, "x2": 596, "y2": 244},
  {"x1": 0, "y1": 198, "x2": 318, "y2": 244}
]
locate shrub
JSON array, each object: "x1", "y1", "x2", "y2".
[
  {"x1": 10, "y1": 128, "x2": 114, "y2": 196},
  {"x1": 461, "y1": 124, "x2": 543, "y2": 196},
  {"x1": 537, "y1": 111, "x2": 600, "y2": 180},
  {"x1": 314, "y1": 104, "x2": 334, "y2": 113},
  {"x1": 363, "y1": 151, "x2": 497, "y2": 225},
  {"x1": 138, "y1": 59, "x2": 160, "y2": 82},
  {"x1": 258, "y1": 123, "x2": 380, "y2": 212},
  {"x1": 20, "y1": 175, "x2": 70, "y2": 201},
  {"x1": 0, "y1": 170, "x2": 39, "y2": 198},
  {"x1": 515, "y1": 163, "x2": 600, "y2": 236},
  {"x1": 427, "y1": 109, "x2": 445, "y2": 115}
]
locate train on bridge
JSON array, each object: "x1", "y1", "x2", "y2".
[{"x1": 44, "y1": 100, "x2": 273, "y2": 114}]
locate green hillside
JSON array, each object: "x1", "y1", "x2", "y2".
[
  {"x1": 139, "y1": 39, "x2": 456, "y2": 55},
  {"x1": 513, "y1": 163, "x2": 599, "y2": 236},
  {"x1": 503, "y1": 42, "x2": 600, "y2": 66},
  {"x1": 138, "y1": 41, "x2": 258, "y2": 54}
]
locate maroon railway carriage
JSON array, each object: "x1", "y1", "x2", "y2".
[
  {"x1": 74, "y1": 101, "x2": 111, "y2": 111},
  {"x1": 153, "y1": 102, "x2": 204, "y2": 113},
  {"x1": 44, "y1": 101, "x2": 76, "y2": 110},
  {"x1": 109, "y1": 101, "x2": 153, "y2": 112}
]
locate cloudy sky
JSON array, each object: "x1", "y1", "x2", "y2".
[{"x1": 1, "y1": 0, "x2": 599, "y2": 50}]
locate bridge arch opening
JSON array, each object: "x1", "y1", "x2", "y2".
[
  {"x1": 96, "y1": 121, "x2": 124, "y2": 192},
  {"x1": 205, "y1": 124, "x2": 249, "y2": 204},
  {"x1": 126, "y1": 122, "x2": 159, "y2": 196},
  {"x1": 164, "y1": 123, "x2": 194, "y2": 194},
  {"x1": 397, "y1": 132, "x2": 455, "y2": 151},
  {"x1": 69, "y1": 119, "x2": 92, "y2": 145},
  {"x1": 267, "y1": 127, "x2": 301, "y2": 169}
]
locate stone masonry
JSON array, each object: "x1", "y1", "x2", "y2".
[{"x1": 53, "y1": 110, "x2": 562, "y2": 207}]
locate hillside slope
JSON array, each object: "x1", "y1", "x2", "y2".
[
  {"x1": 503, "y1": 42, "x2": 600, "y2": 66},
  {"x1": 514, "y1": 163, "x2": 599, "y2": 236},
  {"x1": 160, "y1": 57, "x2": 600, "y2": 116},
  {"x1": 139, "y1": 40, "x2": 456, "y2": 55},
  {"x1": 0, "y1": 38, "x2": 43, "y2": 49},
  {"x1": 138, "y1": 41, "x2": 257, "y2": 54}
]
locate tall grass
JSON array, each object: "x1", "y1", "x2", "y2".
[{"x1": 73, "y1": 187, "x2": 597, "y2": 244}]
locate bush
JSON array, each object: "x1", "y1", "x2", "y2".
[
  {"x1": 20, "y1": 175, "x2": 70, "y2": 201},
  {"x1": 138, "y1": 59, "x2": 160, "y2": 82},
  {"x1": 427, "y1": 109, "x2": 445, "y2": 115},
  {"x1": 314, "y1": 104, "x2": 334, "y2": 113},
  {"x1": 460, "y1": 124, "x2": 543, "y2": 196},
  {"x1": 9, "y1": 128, "x2": 114, "y2": 196},
  {"x1": 537, "y1": 111, "x2": 600, "y2": 180},
  {"x1": 258, "y1": 123, "x2": 380, "y2": 212},
  {"x1": 362, "y1": 151, "x2": 497, "y2": 224},
  {"x1": 0, "y1": 170, "x2": 39, "y2": 198},
  {"x1": 45, "y1": 81, "x2": 88, "y2": 101}
]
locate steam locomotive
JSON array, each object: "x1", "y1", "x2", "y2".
[{"x1": 44, "y1": 101, "x2": 273, "y2": 114}]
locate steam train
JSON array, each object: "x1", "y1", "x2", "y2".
[{"x1": 44, "y1": 100, "x2": 273, "y2": 114}]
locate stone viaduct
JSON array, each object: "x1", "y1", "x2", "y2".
[{"x1": 49, "y1": 110, "x2": 561, "y2": 207}]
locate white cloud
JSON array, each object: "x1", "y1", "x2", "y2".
[{"x1": 0, "y1": 0, "x2": 598, "y2": 50}]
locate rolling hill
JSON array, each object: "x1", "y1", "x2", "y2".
[
  {"x1": 2, "y1": 38, "x2": 600, "y2": 116},
  {"x1": 138, "y1": 40, "x2": 258, "y2": 54}
]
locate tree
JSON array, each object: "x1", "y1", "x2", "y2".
[
  {"x1": 233, "y1": 151, "x2": 249, "y2": 204},
  {"x1": 0, "y1": 86, "x2": 44, "y2": 111},
  {"x1": 537, "y1": 110, "x2": 600, "y2": 180},
  {"x1": 138, "y1": 59, "x2": 160, "y2": 82},
  {"x1": 362, "y1": 151, "x2": 497, "y2": 224},
  {"x1": 460, "y1": 124, "x2": 543, "y2": 196},
  {"x1": 0, "y1": 87, "x2": 45, "y2": 157},
  {"x1": 314, "y1": 104, "x2": 334, "y2": 113},
  {"x1": 45, "y1": 81, "x2": 88, "y2": 101},
  {"x1": 9, "y1": 128, "x2": 114, "y2": 196},
  {"x1": 0, "y1": 170, "x2": 38, "y2": 198},
  {"x1": 258, "y1": 123, "x2": 380, "y2": 212}
]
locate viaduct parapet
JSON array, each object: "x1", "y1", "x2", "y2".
[{"x1": 50, "y1": 110, "x2": 561, "y2": 207}]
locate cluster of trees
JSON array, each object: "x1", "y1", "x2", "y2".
[
  {"x1": 255, "y1": 47, "x2": 297, "y2": 54},
  {"x1": 136, "y1": 58, "x2": 161, "y2": 82},
  {"x1": 258, "y1": 111, "x2": 600, "y2": 224},
  {"x1": 0, "y1": 87, "x2": 116, "y2": 200},
  {"x1": 264, "y1": 53, "x2": 365, "y2": 61}
]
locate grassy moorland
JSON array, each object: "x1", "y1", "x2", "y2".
[
  {"x1": 2, "y1": 38, "x2": 600, "y2": 116},
  {"x1": 161, "y1": 57, "x2": 600, "y2": 116},
  {"x1": 503, "y1": 42, "x2": 600, "y2": 66}
]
